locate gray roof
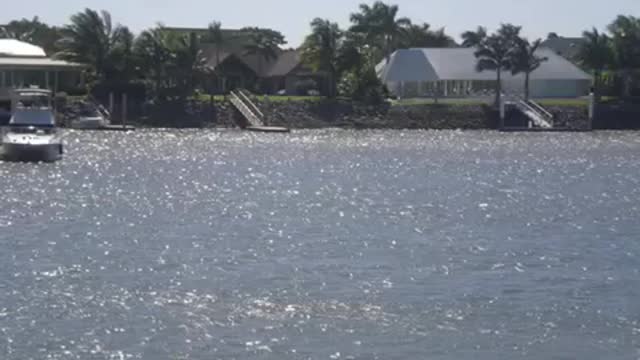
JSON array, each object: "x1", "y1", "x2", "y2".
[
  {"x1": 378, "y1": 48, "x2": 592, "y2": 83},
  {"x1": 200, "y1": 44, "x2": 305, "y2": 77},
  {"x1": 541, "y1": 37, "x2": 584, "y2": 60},
  {"x1": 264, "y1": 50, "x2": 303, "y2": 77}
]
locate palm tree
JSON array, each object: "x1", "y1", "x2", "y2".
[
  {"x1": 511, "y1": 38, "x2": 548, "y2": 100},
  {"x1": 607, "y1": 15, "x2": 640, "y2": 96},
  {"x1": 204, "y1": 21, "x2": 227, "y2": 92},
  {"x1": 473, "y1": 24, "x2": 522, "y2": 106},
  {"x1": 242, "y1": 27, "x2": 286, "y2": 92},
  {"x1": 349, "y1": 1, "x2": 411, "y2": 63},
  {"x1": 0, "y1": 17, "x2": 61, "y2": 54},
  {"x1": 57, "y1": 9, "x2": 131, "y2": 80},
  {"x1": 135, "y1": 26, "x2": 173, "y2": 94},
  {"x1": 301, "y1": 18, "x2": 344, "y2": 97},
  {"x1": 399, "y1": 23, "x2": 454, "y2": 48},
  {"x1": 578, "y1": 28, "x2": 613, "y2": 100},
  {"x1": 461, "y1": 26, "x2": 487, "y2": 47},
  {"x1": 169, "y1": 31, "x2": 207, "y2": 97}
]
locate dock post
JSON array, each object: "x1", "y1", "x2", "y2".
[
  {"x1": 109, "y1": 92, "x2": 114, "y2": 115},
  {"x1": 499, "y1": 93, "x2": 505, "y2": 129},
  {"x1": 588, "y1": 92, "x2": 595, "y2": 130},
  {"x1": 121, "y1": 93, "x2": 127, "y2": 129}
]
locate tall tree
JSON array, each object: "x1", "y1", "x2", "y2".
[
  {"x1": 0, "y1": 17, "x2": 61, "y2": 54},
  {"x1": 349, "y1": 1, "x2": 411, "y2": 63},
  {"x1": 203, "y1": 21, "x2": 227, "y2": 91},
  {"x1": 578, "y1": 28, "x2": 614, "y2": 100},
  {"x1": 399, "y1": 23, "x2": 454, "y2": 48},
  {"x1": 607, "y1": 15, "x2": 640, "y2": 96},
  {"x1": 57, "y1": 9, "x2": 132, "y2": 80},
  {"x1": 301, "y1": 18, "x2": 344, "y2": 97},
  {"x1": 461, "y1": 26, "x2": 487, "y2": 47},
  {"x1": 169, "y1": 31, "x2": 207, "y2": 97},
  {"x1": 511, "y1": 38, "x2": 548, "y2": 100},
  {"x1": 136, "y1": 26, "x2": 206, "y2": 98},
  {"x1": 242, "y1": 27, "x2": 286, "y2": 91},
  {"x1": 473, "y1": 24, "x2": 522, "y2": 106},
  {"x1": 135, "y1": 25, "x2": 173, "y2": 93}
]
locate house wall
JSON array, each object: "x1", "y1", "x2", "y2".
[
  {"x1": 503, "y1": 79, "x2": 591, "y2": 98},
  {"x1": 387, "y1": 79, "x2": 591, "y2": 98}
]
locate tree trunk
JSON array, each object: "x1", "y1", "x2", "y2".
[
  {"x1": 594, "y1": 70, "x2": 602, "y2": 103},
  {"x1": 495, "y1": 68, "x2": 502, "y2": 107},
  {"x1": 524, "y1": 72, "x2": 530, "y2": 101},
  {"x1": 623, "y1": 68, "x2": 632, "y2": 98},
  {"x1": 328, "y1": 69, "x2": 337, "y2": 98}
]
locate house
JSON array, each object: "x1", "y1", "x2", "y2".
[
  {"x1": 377, "y1": 48, "x2": 592, "y2": 99},
  {"x1": 166, "y1": 27, "x2": 327, "y2": 95},
  {"x1": 541, "y1": 36, "x2": 585, "y2": 63},
  {"x1": 0, "y1": 39, "x2": 84, "y2": 122}
]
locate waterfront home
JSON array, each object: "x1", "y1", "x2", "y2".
[
  {"x1": 166, "y1": 27, "x2": 328, "y2": 96},
  {"x1": 377, "y1": 47, "x2": 592, "y2": 99},
  {"x1": 0, "y1": 39, "x2": 84, "y2": 123}
]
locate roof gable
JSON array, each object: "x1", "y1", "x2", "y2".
[{"x1": 378, "y1": 47, "x2": 592, "y2": 82}]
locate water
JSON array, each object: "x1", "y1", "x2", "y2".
[{"x1": 1, "y1": 129, "x2": 640, "y2": 360}]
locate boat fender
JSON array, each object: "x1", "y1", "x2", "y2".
[{"x1": 59, "y1": 144, "x2": 64, "y2": 155}]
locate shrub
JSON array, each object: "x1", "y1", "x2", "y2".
[
  {"x1": 339, "y1": 67, "x2": 388, "y2": 105},
  {"x1": 294, "y1": 78, "x2": 319, "y2": 95}
]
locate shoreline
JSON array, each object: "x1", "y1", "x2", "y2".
[{"x1": 57, "y1": 98, "x2": 640, "y2": 131}]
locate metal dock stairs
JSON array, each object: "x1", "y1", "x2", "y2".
[
  {"x1": 229, "y1": 89, "x2": 290, "y2": 133},
  {"x1": 516, "y1": 99, "x2": 554, "y2": 129},
  {"x1": 503, "y1": 94, "x2": 555, "y2": 130}
]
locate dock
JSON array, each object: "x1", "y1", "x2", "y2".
[
  {"x1": 246, "y1": 126, "x2": 290, "y2": 133},
  {"x1": 500, "y1": 127, "x2": 590, "y2": 132},
  {"x1": 70, "y1": 125, "x2": 136, "y2": 131}
]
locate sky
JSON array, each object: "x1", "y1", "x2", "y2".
[{"x1": 2, "y1": 0, "x2": 639, "y2": 47}]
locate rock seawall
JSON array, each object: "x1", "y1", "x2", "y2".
[
  {"x1": 259, "y1": 100, "x2": 498, "y2": 129},
  {"x1": 58, "y1": 97, "x2": 593, "y2": 130}
]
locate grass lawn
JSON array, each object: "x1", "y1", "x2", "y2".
[
  {"x1": 536, "y1": 98, "x2": 589, "y2": 107},
  {"x1": 392, "y1": 98, "x2": 489, "y2": 106}
]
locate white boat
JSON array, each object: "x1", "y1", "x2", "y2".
[
  {"x1": 70, "y1": 104, "x2": 111, "y2": 129},
  {"x1": 1, "y1": 88, "x2": 63, "y2": 162}
]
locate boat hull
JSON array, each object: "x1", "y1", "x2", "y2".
[{"x1": 71, "y1": 117, "x2": 108, "y2": 129}]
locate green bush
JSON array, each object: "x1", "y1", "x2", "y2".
[{"x1": 338, "y1": 67, "x2": 388, "y2": 105}]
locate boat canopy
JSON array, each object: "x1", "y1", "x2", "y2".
[{"x1": 9, "y1": 88, "x2": 55, "y2": 126}]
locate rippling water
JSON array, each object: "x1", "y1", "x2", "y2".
[{"x1": 1, "y1": 129, "x2": 640, "y2": 359}]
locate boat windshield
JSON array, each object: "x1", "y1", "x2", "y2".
[
  {"x1": 14, "y1": 94, "x2": 51, "y2": 110},
  {"x1": 9, "y1": 109, "x2": 55, "y2": 127}
]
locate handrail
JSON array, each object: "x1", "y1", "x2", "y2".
[
  {"x1": 237, "y1": 89, "x2": 264, "y2": 118},
  {"x1": 229, "y1": 91, "x2": 263, "y2": 127},
  {"x1": 527, "y1": 100, "x2": 553, "y2": 120},
  {"x1": 515, "y1": 100, "x2": 552, "y2": 128}
]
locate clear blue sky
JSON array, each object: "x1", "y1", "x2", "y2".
[{"x1": 2, "y1": 0, "x2": 638, "y2": 46}]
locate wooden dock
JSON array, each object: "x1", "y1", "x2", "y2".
[
  {"x1": 500, "y1": 127, "x2": 591, "y2": 132},
  {"x1": 70, "y1": 125, "x2": 136, "y2": 131},
  {"x1": 246, "y1": 126, "x2": 290, "y2": 133}
]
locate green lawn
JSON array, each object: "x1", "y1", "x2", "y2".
[
  {"x1": 536, "y1": 98, "x2": 589, "y2": 107},
  {"x1": 392, "y1": 98, "x2": 488, "y2": 106}
]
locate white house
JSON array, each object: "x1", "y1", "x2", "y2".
[
  {"x1": 376, "y1": 47, "x2": 592, "y2": 99},
  {"x1": 0, "y1": 39, "x2": 83, "y2": 102}
]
